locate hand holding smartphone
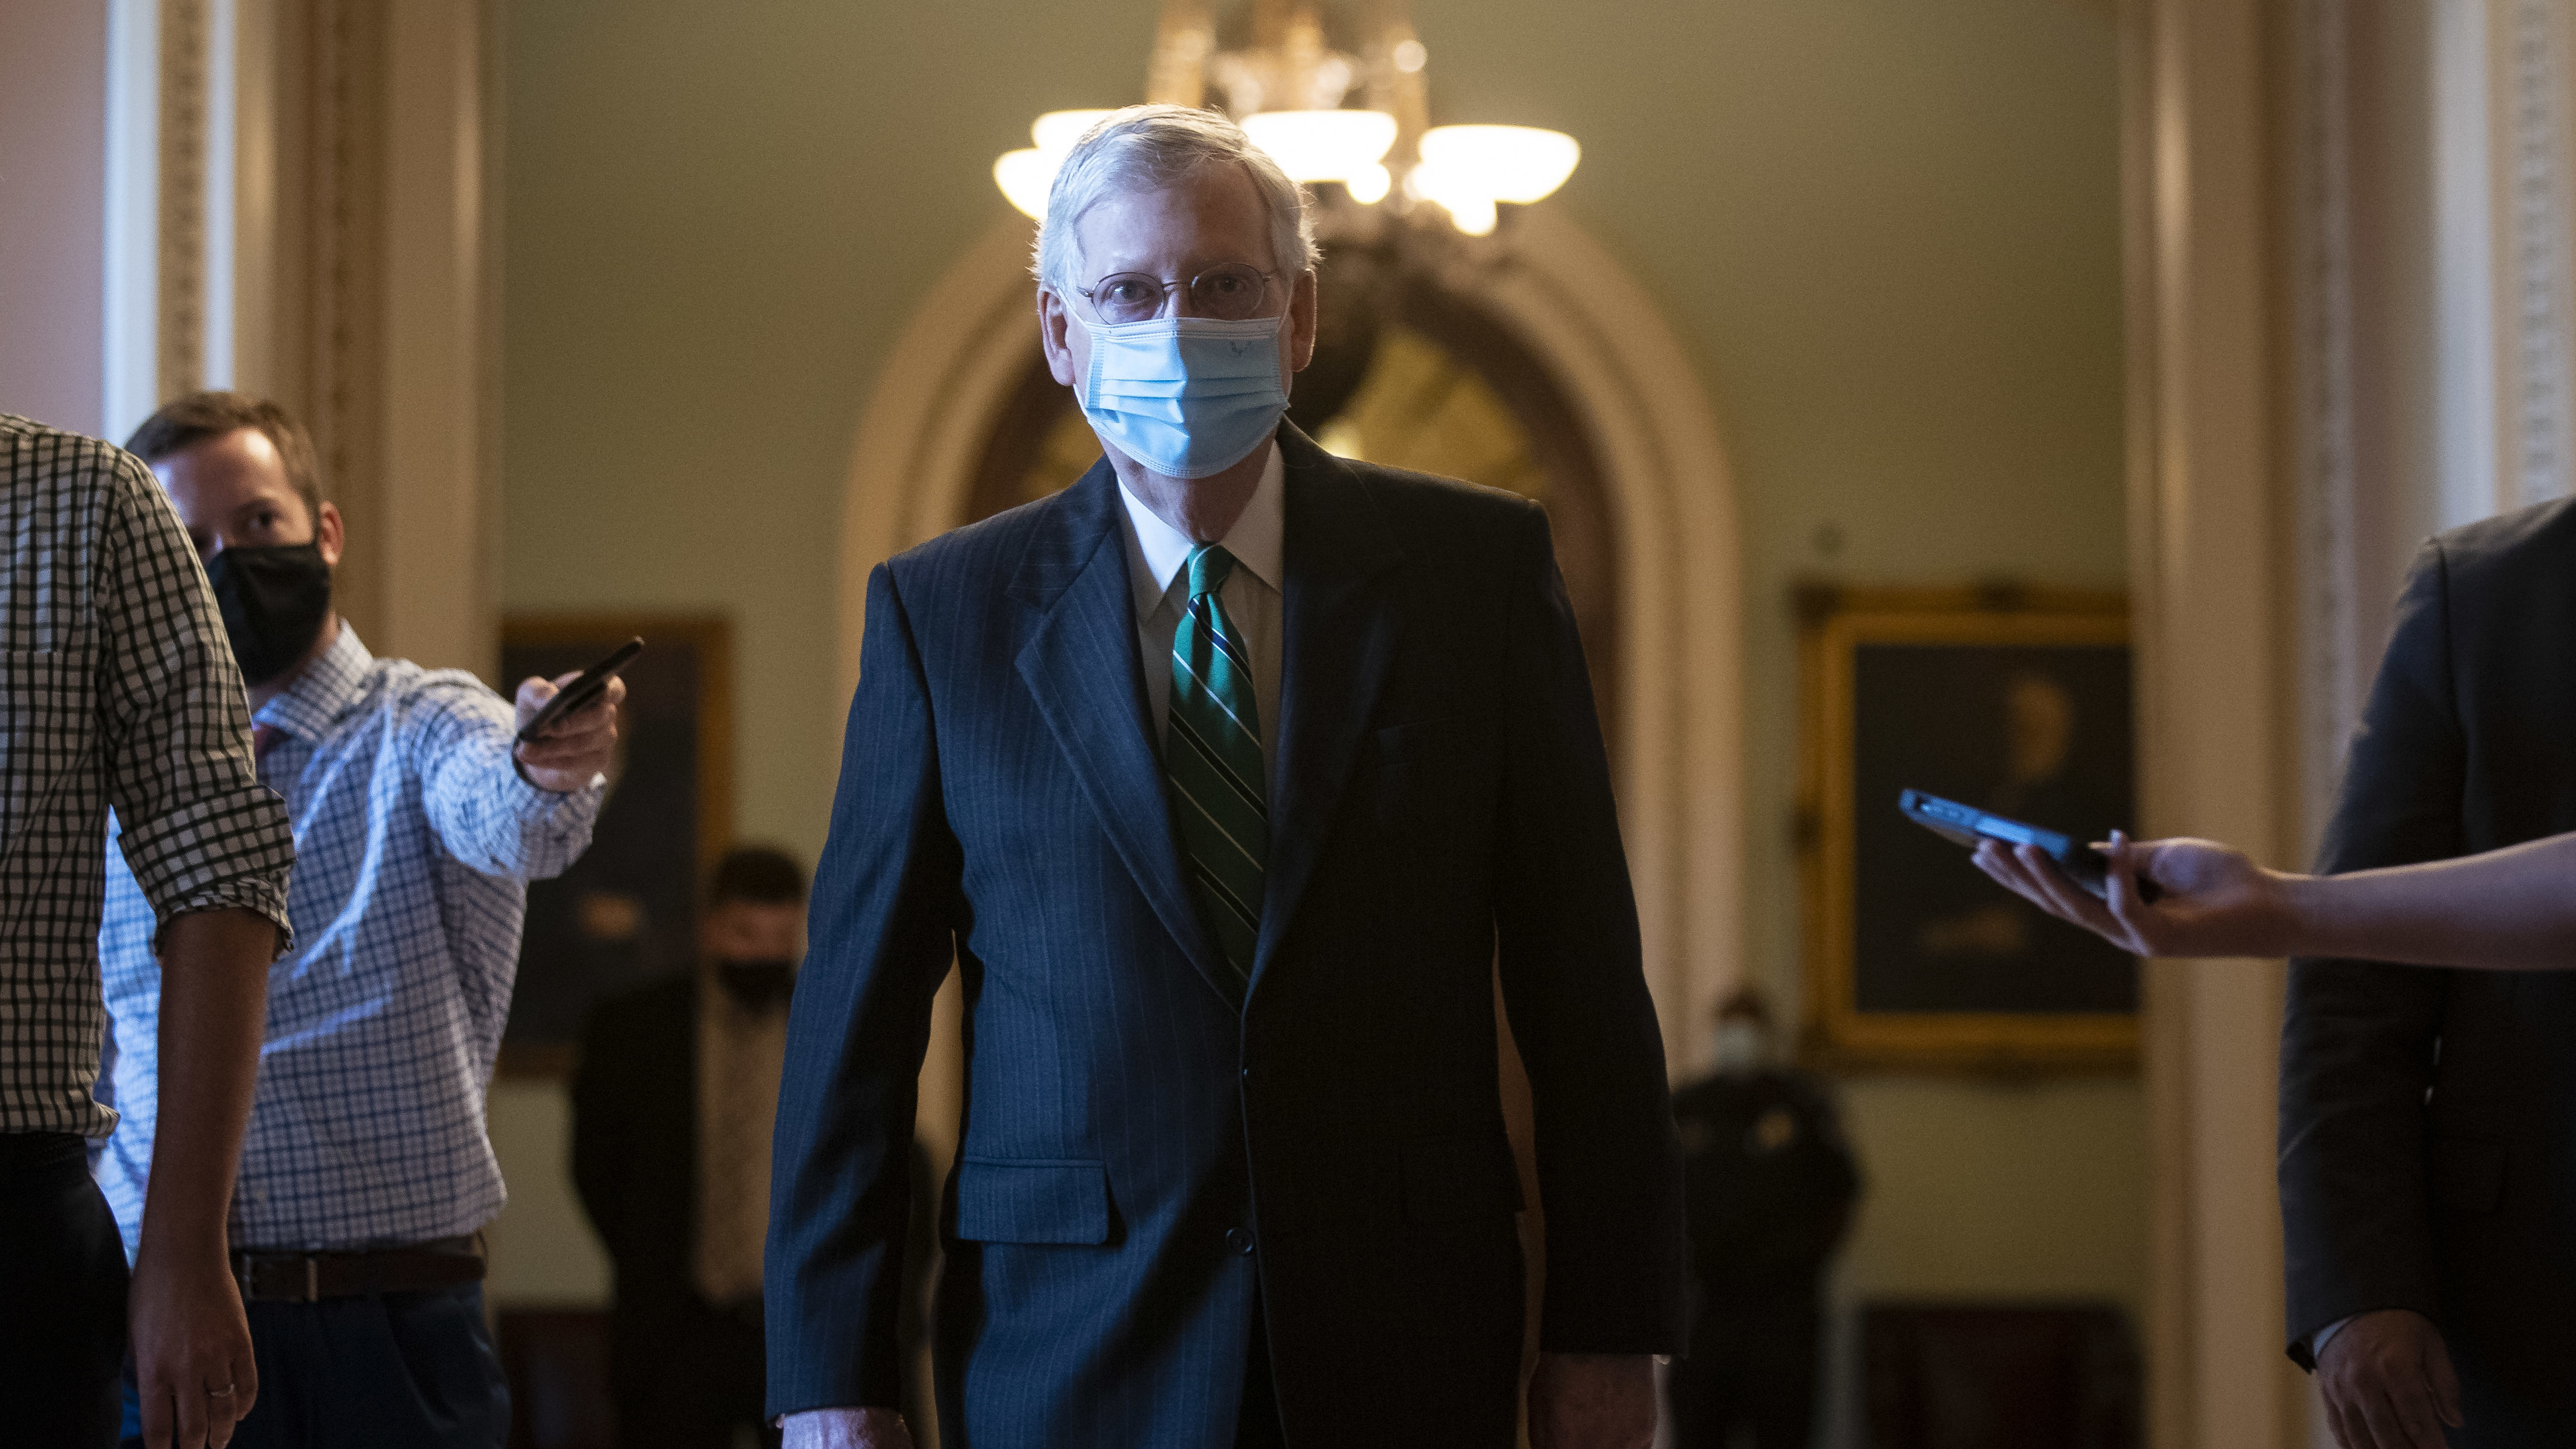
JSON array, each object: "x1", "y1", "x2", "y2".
[
  {"x1": 516, "y1": 638, "x2": 642, "y2": 746},
  {"x1": 1898, "y1": 789, "x2": 2163, "y2": 904}
]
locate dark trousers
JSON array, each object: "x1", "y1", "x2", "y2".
[
  {"x1": 611, "y1": 1297, "x2": 779, "y2": 1449},
  {"x1": 126, "y1": 1282, "x2": 507, "y2": 1449},
  {"x1": 1667, "y1": 1299, "x2": 1824, "y2": 1449},
  {"x1": 1, "y1": 1132, "x2": 129, "y2": 1448}
]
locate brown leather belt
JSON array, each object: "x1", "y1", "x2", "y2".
[{"x1": 231, "y1": 1233, "x2": 486, "y2": 1304}]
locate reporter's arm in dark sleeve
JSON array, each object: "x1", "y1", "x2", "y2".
[{"x1": 2279, "y1": 538, "x2": 2460, "y2": 1365}]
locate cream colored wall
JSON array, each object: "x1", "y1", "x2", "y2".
[
  {"x1": 489, "y1": 0, "x2": 2141, "y2": 1420},
  {"x1": 1, "y1": 0, "x2": 106, "y2": 435}
]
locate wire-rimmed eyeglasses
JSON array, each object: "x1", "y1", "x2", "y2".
[{"x1": 1077, "y1": 264, "x2": 1280, "y2": 325}]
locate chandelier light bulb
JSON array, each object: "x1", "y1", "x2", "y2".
[
  {"x1": 1403, "y1": 159, "x2": 1492, "y2": 236},
  {"x1": 994, "y1": 148, "x2": 1057, "y2": 221},
  {"x1": 1030, "y1": 109, "x2": 1118, "y2": 154},
  {"x1": 1241, "y1": 109, "x2": 1399, "y2": 184},
  {"x1": 1417, "y1": 124, "x2": 1582, "y2": 205},
  {"x1": 1343, "y1": 162, "x2": 1392, "y2": 205},
  {"x1": 1440, "y1": 193, "x2": 1499, "y2": 236},
  {"x1": 996, "y1": 111, "x2": 1121, "y2": 222}
]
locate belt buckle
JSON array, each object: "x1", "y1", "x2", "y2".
[{"x1": 234, "y1": 1252, "x2": 323, "y2": 1304}]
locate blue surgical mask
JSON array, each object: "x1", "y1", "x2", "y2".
[{"x1": 1077, "y1": 313, "x2": 1290, "y2": 478}]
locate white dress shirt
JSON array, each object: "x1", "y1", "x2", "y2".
[{"x1": 1116, "y1": 443, "x2": 1286, "y2": 777}]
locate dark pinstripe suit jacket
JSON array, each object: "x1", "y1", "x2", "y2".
[{"x1": 766, "y1": 424, "x2": 1688, "y2": 1448}]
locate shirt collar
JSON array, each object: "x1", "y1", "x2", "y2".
[
  {"x1": 1116, "y1": 442, "x2": 1286, "y2": 617},
  {"x1": 254, "y1": 621, "x2": 372, "y2": 743}
]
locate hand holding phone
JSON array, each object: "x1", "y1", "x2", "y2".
[
  {"x1": 1898, "y1": 789, "x2": 2164, "y2": 904},
  {"x1": 515, "y1": 638, "x2": 642, "y2": 746}
]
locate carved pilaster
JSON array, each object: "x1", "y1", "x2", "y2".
[
  {"x1": 2497, "y1": 0, "x2": 2574, "y2": 508},
  {"x1": 156, "y1": 0, "x2": 212, "y2": 401},
  {"x1": 301, "y1": 0, "x2": 388, "y2": 641},
  {"x1": 2288, "y1": 0, "x2": 2363, "y2": 853}
]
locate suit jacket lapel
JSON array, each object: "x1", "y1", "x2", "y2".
[
  {"x1": 1253, "y1": 426, "x2": 1405, "y2": 990},
  {"x1": 1011, "y1": 460, "x2": 1232, "y2": 999}
]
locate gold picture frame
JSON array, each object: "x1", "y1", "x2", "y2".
[{"x1": 1796, "y1": 584, "x2": 2139, "y2": 1073}]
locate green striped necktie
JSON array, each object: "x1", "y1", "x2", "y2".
[{"x1": 1165, "y1": 543, "x2": 1266, "y2": 1003}]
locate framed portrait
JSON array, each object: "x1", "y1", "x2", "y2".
[
  {"x1": 496, "y1": 615, "x2": 732, "y2": 1077},
  {"x1": 1796, "y1": 585, "x2": 2138, "y2": 1072}
]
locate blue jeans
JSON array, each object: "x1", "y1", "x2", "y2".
[{"x1": 124, "y1": 1281, "x2": 508, "y2": 1449}]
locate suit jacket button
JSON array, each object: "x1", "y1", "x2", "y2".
[{"x1": 1225, "y1": 1227, "x2": 1255, "y2": 1255}]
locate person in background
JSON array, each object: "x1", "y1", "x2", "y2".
[
  {"x1": 575, "y1": 847, "x2": 816, "y2": 1449},
  {"x1": 2, "y1": 414, "x2": 295, "y2": 1449},
  {"x1": 1979, "y1": 496, "x2": 2576, "y2": 1449},
  {"x1": 93, "y1": 391, "x2": 622, "y2": 1449},
  {"x1": 1664, "y1": 989, "x2": 1860, "y2": 1449}
]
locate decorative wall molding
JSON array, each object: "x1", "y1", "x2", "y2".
[
  {"x1": 2123, "y1": 0, "x2": 2308, "y2": 1443},
  {"x1": 2289, "y1": 0, "x2": 2364, "y2": 854},
  {"x1": 155, "y1": 0, "x2": 214, "y2": 402},
  {"x1": 141, "y1": 0, "x2": 497, "y2": 674},
  {"x1": 2496, "y1": 0, "x2": 2574, "y2": 510},
  {"x1": 302, "y1": 0, "x2": 393, "y2": 645}
]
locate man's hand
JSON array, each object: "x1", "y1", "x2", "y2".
[
  {"x1": 781, "y1": 1408, "x2": 913, "y2": 1449},
  {"x1": 511, "y1": 672, "x2": 625, "y2": 793},
  {"x1": 1974, "y1": 832, "x2": 2295, "y2": 959},
  {"x1": 2316, "y1": 1309, "x2": 2463, "y2": 1449},
  {"x1": 134, "y1": 908, "x2": 274, "y2": 1448},
  {"x1": 1528, "y1": 1352, "x2": 1656, "y2": 1449},
  {"x1": 128, "y1": 1241, "x2": 258, "y2": 1449}
]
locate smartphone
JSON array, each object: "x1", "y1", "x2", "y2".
[
  {"x1": 1897, "y1": 788, "x2": 2162, "y2": 904},
  {"x1": 515, "y1": 638, "x2": 643, "y2": 746}
]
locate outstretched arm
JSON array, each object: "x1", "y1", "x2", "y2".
[{"x1": 1976, "y1": 828, "x2": 2576, "y2": 971}]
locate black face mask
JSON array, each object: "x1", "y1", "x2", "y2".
[
  {"x1": 204, "y1": 544, "x2": 333, "y2": 686},
  {"x1": 716, "y1": 958, "x2": 797, "y2": 1012}
]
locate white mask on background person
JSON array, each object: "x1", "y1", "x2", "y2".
[
  {"x1": 1077, "y1": 313, "x2": 1290, "y2": 478},
  {"x1": 1711, "y1": 1020, "x2": 1770, "y2": 1075}
]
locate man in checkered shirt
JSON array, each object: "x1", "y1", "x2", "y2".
[
  {"x1": 92, "y1": 393, "x2": 624, "y2": 1449},
  {"x1": 1, "y1": 413, "x2": 295, "y2": 1449}
]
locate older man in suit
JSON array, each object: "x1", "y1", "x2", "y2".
[{"x1": 764, "y1": 106, "x2": 1687, "y2": 1449}]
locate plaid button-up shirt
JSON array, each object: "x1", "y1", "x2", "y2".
[
  {"x1": 96, "y1": 624, "x2": 603, "y2": 1252},
  {"x1": 0, "y1": 415, "x2": 294, "y2": 1138}
]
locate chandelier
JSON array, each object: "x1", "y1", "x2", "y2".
[{"x1": 991, "y1": 0, "x2": 1579, "y2": 237}]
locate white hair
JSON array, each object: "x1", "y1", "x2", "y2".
[{"x1": 1034, "y1": 104, "x2": 1319, "y2": 304}]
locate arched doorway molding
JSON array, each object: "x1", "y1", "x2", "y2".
[{"x1": 838, "y1": 209, "x2": 1745, "y2": 1076}]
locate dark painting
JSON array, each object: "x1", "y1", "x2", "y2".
[
  {"x1": 1851, "y1": 642, "x2": 2139, "y2": 1015},
  {"x1": 1799, "y1": 587, "x2": 2137, "y2": 1070},
  {"x1": 499, "y1": 617, "x2": 730, "y2": 1072}
]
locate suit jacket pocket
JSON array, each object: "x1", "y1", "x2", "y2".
[
  {"x1": 2430, "y1": 1135, "x2": 2506, "y2": 1215},
  {"x1": 953, "y1": 1156, "x2": 1113, "y2": 1244},
  {"x1": 1400, "y1": 1133, "x2": 1525, "y2": 1226}
]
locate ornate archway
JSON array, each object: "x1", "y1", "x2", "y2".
[{"x1": 839, "y1": 209, "x2": 1744, "y2": 1125}]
